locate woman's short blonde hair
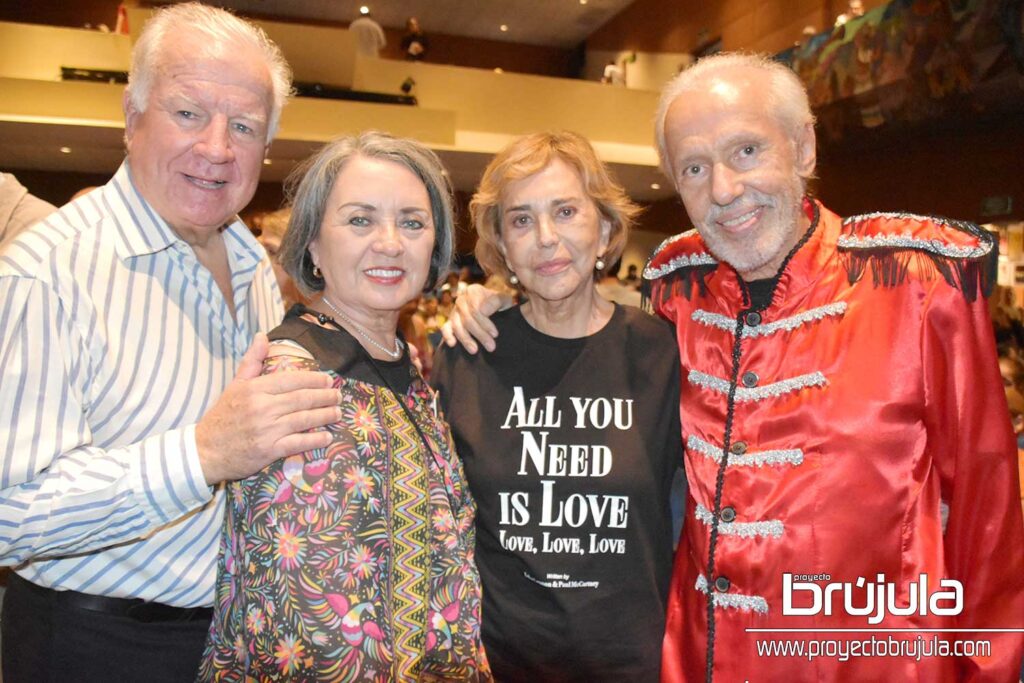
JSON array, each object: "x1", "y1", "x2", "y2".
[{"x1": 471, "y1": 131, "x2": 641, "y2": 282}]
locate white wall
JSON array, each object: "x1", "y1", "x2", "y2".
[{"x1": 584, "y1": 49, "x2": 693, "y2": 92}]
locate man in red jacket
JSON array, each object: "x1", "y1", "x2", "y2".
[{"x1": 648, "y1": 51, "x2": 1024, "y2": 682}]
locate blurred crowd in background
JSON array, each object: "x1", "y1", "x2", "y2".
[{"x1": 991, "y1": 284, "x2": 1024, "y2": 518}]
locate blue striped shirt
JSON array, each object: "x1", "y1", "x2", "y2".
[{"x1": 0, "y1": 162, "x2": 283, "y2": 607}]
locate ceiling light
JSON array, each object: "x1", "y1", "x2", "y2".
[
  {"x1": 59, "y1": 146, "x2": 71, "y2": 154},
  {"x1": 263, "y1": 159, "x2": 272, "y2": 166},
  {"x1": 359, "y1": 5, "x2": 370, "y2": 15},
  {"x1": 580, "y1": 0, "x2": 588, "y2": 4},
  {"x1": 650, "y1": 182, "x2": 661, "y2": 190},
  {"x1": 499, "y1": 24, "x2": 508, "y2": 32}
]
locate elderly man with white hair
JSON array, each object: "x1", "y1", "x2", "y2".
[
  {"x1": 0, "y1": 5, "x2": 339, "y2": 681},
  {"x1": 649, "y1": 52, "x2": 1024, "y2": 682}
]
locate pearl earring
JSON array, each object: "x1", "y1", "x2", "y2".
[
  {"x1": 595, "y1": 258, "x2": 606, "y2": 271},
  {"x1": 508, "y1": 272, "x2": 519, "y2": 285}
]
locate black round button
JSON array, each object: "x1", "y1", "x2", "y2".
[
  {"x1": 744, "y1": 311, "x2": 762, "y2": 326},
  {"x1": 730, "y1": 441, "x2": 747, "y2": 456},
  {"x1": 741, "y1": 371, "x2": 759, "y2": 388},
  {"x1": 720, "y1": 506, "x2": 737, "y2": 523},
  {"x1": 714, "y1": 576, "x2": 731, "y2": 593}
]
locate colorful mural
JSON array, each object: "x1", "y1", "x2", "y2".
[{"x1": 776, "y1": 0, "x2": 1024, "y2": 141}]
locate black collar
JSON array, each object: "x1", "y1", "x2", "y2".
[{"x1": 270, "y1": 304, "x2": 415, "y2": 392}]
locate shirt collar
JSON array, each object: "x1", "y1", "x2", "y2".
[{"x1": 103, "y1": 161, "x2": 263, "y2": 270}]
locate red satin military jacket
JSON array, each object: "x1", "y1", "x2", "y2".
[{"x1": 650, "y1": 200, "x2": 1024, "y2": 682}]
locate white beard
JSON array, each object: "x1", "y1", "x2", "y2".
[{"x1": 694, "y1": 175, "x2": 805, "y2": 279}]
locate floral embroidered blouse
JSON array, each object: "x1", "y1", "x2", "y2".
[{"x1": 199, "y1": 311, "x2": 489, "y2": 681}]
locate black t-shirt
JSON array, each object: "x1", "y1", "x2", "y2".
[
  {"x1": 432, "y1": 304, "x2": 683, "y2": 682},
  {"x1": 746, "y1": 277, "x2": 775, "y2": 310}
]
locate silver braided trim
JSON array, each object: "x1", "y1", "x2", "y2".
[
  {"x1": 748, "y1": 302, "x2": 848, "y2": 337},
  {"x1": 695, "y1": 575, "x2": 769, "y2": 614},
  {"x1": 694, "y1": 503, "x2": 784, "y2": 539},
  {"x1": 836, "y1": 233, "x2": 990, "y2": 259},
  {"x1": 643, "y1": 251, "x2": 717, "y2": 280},
  {"x1": 690, "y1": 302, "x2": 848, "y2": 339},
  {"x1": 689, "y1": 310, "x2": 737, "y2": 333},
  {"x1": 688, "y1": 370, "x2": 828, "y2": 402},
  {"x1": 687, "y1": 434, "x2": 804, "y2": 468}
]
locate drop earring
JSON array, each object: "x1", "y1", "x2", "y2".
[{"x1": 505, "y1": 259, "x2": 519, "y2": 285}]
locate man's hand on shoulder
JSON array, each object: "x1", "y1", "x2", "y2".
[
  {"x1": 195, "y1": 333, "x2": 340, "y2": 485},
  {"x1": 440, "y1": 283, "x2": 514, "y2": 354}
]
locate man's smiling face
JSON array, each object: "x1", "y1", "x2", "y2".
[
  {"x1": 664, "y1": 67, "x2": 815, "y2": 280},
  {"x1": 123, "y1": 34, "x2": 272, "y2": 243}
]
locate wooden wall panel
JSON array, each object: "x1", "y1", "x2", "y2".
[
  {"x1": 814, "y1": 114, "x2": 1024, "y2": 223},
  {"x1": 11, "y1": 170, "x2": 112, "y2": 207}
]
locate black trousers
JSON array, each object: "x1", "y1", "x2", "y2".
[{"x1": 1, "y1": 573, "x2": 211, "y2": 683}]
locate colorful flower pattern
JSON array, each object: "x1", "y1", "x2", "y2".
[{"x1": 199, "y1": 352, "x2": 489, "y2": 681}]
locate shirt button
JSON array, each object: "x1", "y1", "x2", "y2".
[
  {"x1": 714, "y1": 576, "x2": 731, "y2": 593},
  {"x1": 744, "y1": 311, "x2": 762, "y2": 326},
  {"x1": 720, "y1": 506, "x2": 737, "y2": 523},
  {"x1": 730, "y1": 441, "x2": 748, "y2": 456},
  {"x1": 741, "y1": 371, "x2": 759, "y2": 388}
]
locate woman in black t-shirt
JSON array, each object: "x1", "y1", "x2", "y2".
[{"x1": 432, "y1": 131, "x2": 683, "y2": 682}]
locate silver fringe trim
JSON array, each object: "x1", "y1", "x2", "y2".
[
  {"x1": 694, "y1": 503, "x2": 784, "y2": 539},
  {"x1": 690, "y1": 302, "x2": 848, "y2": 339},
  {"x1": 651, "y1": 230, "x2": 692, "y2": 254},
  {"x1": 695, "y1": 575, "x2": 769, "y2": 614},
  {"x1": 836, "y1": 233, "x2": 990, "y2": 259},
  {"x1": 643, "y1": 251, "x2": 717, "y2": 280},
  {"x1": 687, "y1": 434, "x2": 804, "y2": 468},
  {"x1": 688, "y1": 369, "x2": 828, "y2": 402},
  {"x1": 843, "y1": 211, "x2": 986, "y2": 232}
]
